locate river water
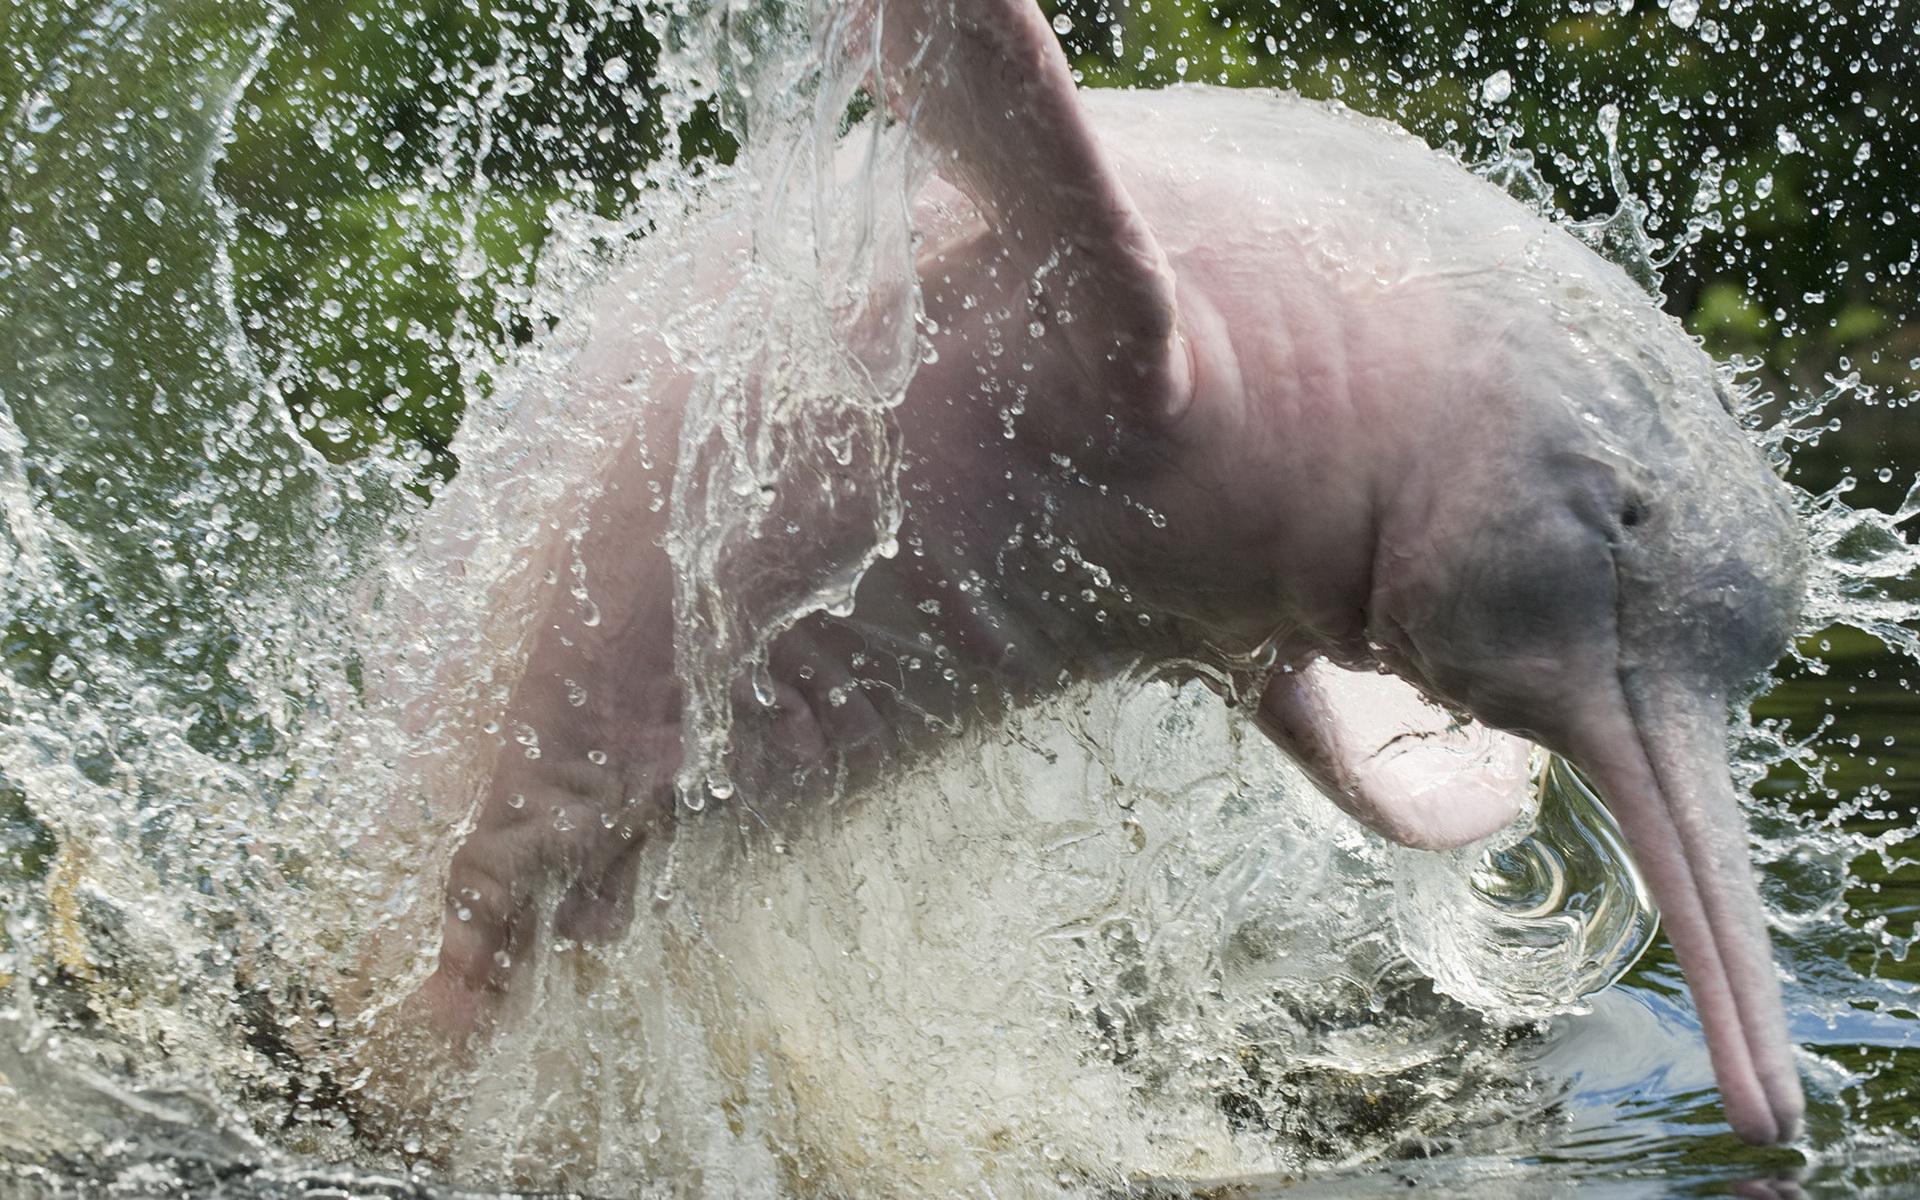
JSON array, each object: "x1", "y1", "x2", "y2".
[{"x1": 1, "y1": 2, "x2": 1916, "y2": 1196}]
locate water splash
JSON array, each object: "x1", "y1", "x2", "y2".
[
  {"x1": 1401, "y1": 758, "x2": 1661, "y2": 1017},
  {"x1": 661, "y1": 3, "x2": 922, "y2": 809},
  {"x1": 0, "y1": 1, "x2": 1916, "y2": 1197}
]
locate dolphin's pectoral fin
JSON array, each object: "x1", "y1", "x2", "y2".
[
  {"x1": 863, "y1": 0, "x2": 1191, "y2": 424},
  {"x1": 1256, "y1": 660, "x2": 1534, "y2": 851}
]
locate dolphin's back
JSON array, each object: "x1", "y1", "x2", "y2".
[{"x1": 1080, "y1": 86, "x2": 1628, "y2": 298}]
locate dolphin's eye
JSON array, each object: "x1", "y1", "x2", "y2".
[{"x1": 1620, "y1": 500, "x2": 1648, "y2": 529}]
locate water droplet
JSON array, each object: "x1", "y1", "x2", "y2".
[
  {"x1": 1668, "y1": 0, "x2": 1698, "y2": 29},
  {"x1": 454, "y1": 245, "x2": 488, "y2": 281},
  {"x1": 1051, "y1": 13, "x2": 1073, "y2": 35},
  {"x1": 604, "y1": 56, "x2": 631, "y2": 84},
  {"x1": 1481, "y1": 70, "x2": 1512, "y2": 104},
  {"x1": 1755, "y1": 174, "x2": 1775, "y2": 199},
  {"x1": 24, "y1": 96, "x2": 61, "y2": 134}
]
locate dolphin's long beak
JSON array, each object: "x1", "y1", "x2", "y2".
[{"x1": 1569, "y1": 677, "x2": 1804, "y2": 1145}]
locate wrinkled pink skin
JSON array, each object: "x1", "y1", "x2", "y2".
[
  {"x1": 414, "y1": 1, "x2": 1809, "y2": 1148},
  {"x1": 423, "y1": 108, "x2": 1530, "y2": 1031}
]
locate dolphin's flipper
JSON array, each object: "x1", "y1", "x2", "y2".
[
  {"x1": 1257, "y1": 661, "x2": 1534, "y2": 850},
  {"x1": 868, "y1": 0, "x2": 1191, "y2": 423}
]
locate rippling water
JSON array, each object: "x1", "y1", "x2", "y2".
[{"x1": 1, "y1": 2, "x2": 1917, "y2": 1196}]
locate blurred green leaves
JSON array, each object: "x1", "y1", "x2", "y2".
[
  {"x1": 216, "y1": 0, "x2": 732, "y2": 478},
  {"x1": 228, "y1": 184, "x2": 557, "y2": 472}
]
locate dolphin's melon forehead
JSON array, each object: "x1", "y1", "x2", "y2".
[{"x1": 1078, "y1": 84, "x2": 1808, "y2": 628}]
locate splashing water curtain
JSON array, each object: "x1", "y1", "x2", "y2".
[{"x1": 1, "y1": 1, "x2": 1916, "y2": 1196}]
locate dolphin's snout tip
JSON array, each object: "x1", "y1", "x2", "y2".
[{"x1": 1728, "y1": 1086, "x2": 1805, "y2": 1147}]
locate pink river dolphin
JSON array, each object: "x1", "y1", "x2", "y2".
[{"x1": 401, "y1": 0, "x2": 1809, "y2": 1146}]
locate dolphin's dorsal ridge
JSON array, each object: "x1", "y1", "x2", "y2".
[{"x1": 869, "y1": 0, "x2": 1192, "y2": 433}]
